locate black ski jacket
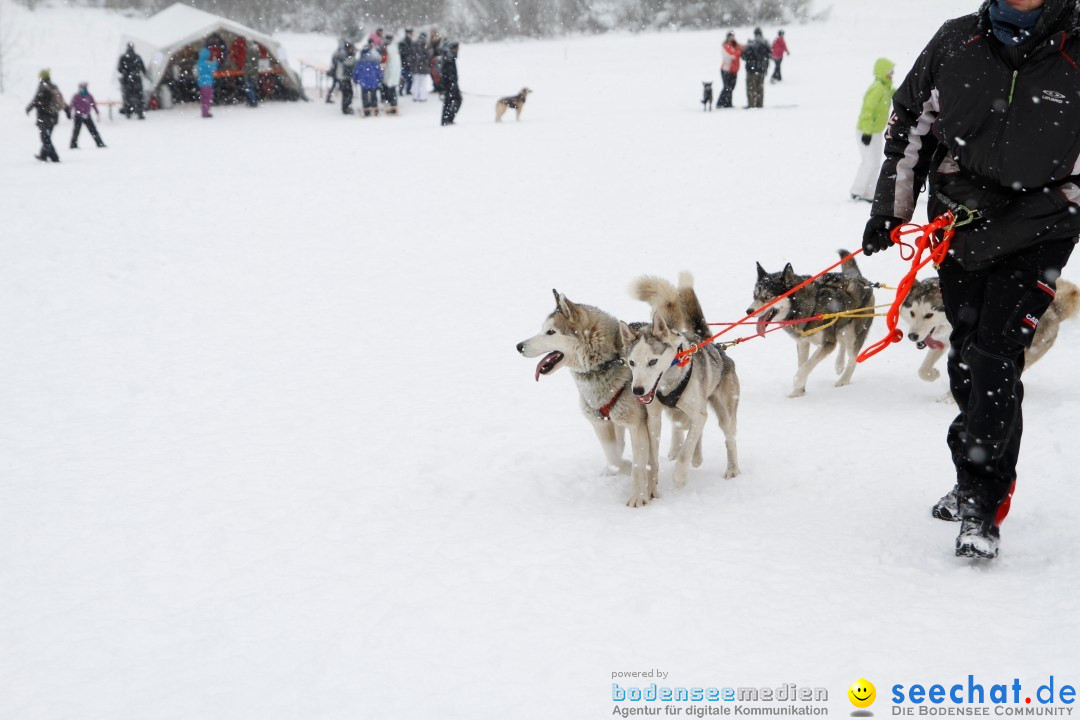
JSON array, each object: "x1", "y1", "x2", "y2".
[
  {"x1": 118, "y1": 49, "x2": 146, "y2": 87},
  {"x1": 873, "y1": 0, "x2": 1080, "y2": 269},
  {"x1": 742, "y1": 38, "x2": 770, "y2": 75}
]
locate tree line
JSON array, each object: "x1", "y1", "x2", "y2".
[{"x1": 53, "y1": 0, "x2": 814, "y2": 40}]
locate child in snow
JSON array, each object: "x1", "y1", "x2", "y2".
[{"x1": 69, "y1": 82, "x2": 106, "y2": 149}]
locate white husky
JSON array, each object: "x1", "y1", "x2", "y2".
[
  {"x1": 518, "y1": 290, "x2": 662, "y2": 507},
  {"x1": 620, "y1": 273, "x2": 740, "y2": 488},
  {"x1": 902, "y1": 276, "x2": 1080, "y2": 382}
]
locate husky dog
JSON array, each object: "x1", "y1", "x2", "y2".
[
  {"x1": 902, "y1": 276, "x2": 1080, "y2": 382},
  {"x1": 620, "y1": 273, "x2": 740, "y2": 487},
  {"x1": 517, "y1": 290, "x2": 662, "y2": 507},
  {"x1": 701, "y1": 82, "x2": 713, "y2": 111},
  {"x1": 495, "y1": 88, "x2": 532, "y2": 122},
  {"x1": 748, "y1": 250, "x2": 875, "y2": 397}
]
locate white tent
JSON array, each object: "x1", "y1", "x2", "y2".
[{"x1": 121, "y1": 3, "x2": 305, "y2": 107}]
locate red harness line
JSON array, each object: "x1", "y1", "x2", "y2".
[
  {"x1": 672, "y1": 252, "x2": 863, "y2": 367},
  {"x1": 856, "y1": 212, "x2": 956, "y2": 363},
  {"x1": 671, "y1": 213, "x2": 958, "y2": 367}
]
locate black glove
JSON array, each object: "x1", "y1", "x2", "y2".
[
  {"x1": 862, "y1": 215, "x2": 904, "y2": 256},
  {"x1": 860, "y1": 133, "x2": 872, "y2": 146}
]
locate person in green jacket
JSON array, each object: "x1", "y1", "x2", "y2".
[{"x1": 850, "y1": 58, "x2": 895, "y2": 202}]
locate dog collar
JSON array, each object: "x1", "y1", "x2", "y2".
[
  {"x1": 578, "y1": 355, "x2": 625, "y2": 377},
  {"x1": 657, "y1": 356, "x2": 692, "y2": 409},
  {"x1": 597, "y1": 384, "x2": 627, "y2": 420}
]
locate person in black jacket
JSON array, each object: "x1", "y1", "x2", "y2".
[
  {"x1": 742, "y1": 28, "x2": 770, "y2": 108},
  {"x1": 26, "y1": 69, "x2": 66, "y2": 162},
  {"x1": 399, "y1": 29, "x2": 414, "y2": 95},
  {"x1": 440, "y1": 42, "x2": 462, "y2": 126},
  {"x1": 862, "y1": 0, "x2": 1080, "y2": 559},
  {"x1": 117, "y1": 43, "x2": 147, "y2": 120}
]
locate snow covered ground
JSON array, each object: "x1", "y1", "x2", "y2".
[{"x1": 2, "y1": 1, "x2": 1079, "y2": 718}]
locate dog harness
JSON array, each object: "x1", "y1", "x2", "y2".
[
  {"x1": 597, "y1": 384, "x2": 626, "y2": 420},
  {"x1": 500, "y1": 93, "x2": 525, "y2": 108},
  {"x1": 657, "y1": 355, "x2": 692, "y2": 408}
]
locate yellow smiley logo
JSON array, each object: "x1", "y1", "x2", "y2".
[{"x1": 848, "y1": 679, "x2": 876, "y2": 709}]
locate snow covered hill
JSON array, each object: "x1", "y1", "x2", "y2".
[{"x1": 2, "y1": 1, "x2": 1078, "y2": 719}]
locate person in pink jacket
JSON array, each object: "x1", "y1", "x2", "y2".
[
  {"x1": 69, "y1": 82, "x2": 105, "y2": 149},
  {"x1": 770, "y1": 30, "x2": 789, "y2": 83}
]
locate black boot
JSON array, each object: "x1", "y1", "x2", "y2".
[
  {"x1": 932, "y1": 486, "x2": 961, "y2": 521},
  {"x1": 956, "y1": 518, "x2": 1000, "y2": 559}
]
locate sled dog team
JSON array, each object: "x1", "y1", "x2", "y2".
[{"x1": 517, "y1": 253, "x2": 1079, "y2": 508}]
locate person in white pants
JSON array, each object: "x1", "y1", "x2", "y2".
[
  {"x1": 413, "y1": 73, "x2": 429, "y2": 101},
  {"x1": 851, "y1": 131, "x2": 885, "y2": 202},
  {"x1": 850, "y1": 58, "x2": 894, "y2": 202}
]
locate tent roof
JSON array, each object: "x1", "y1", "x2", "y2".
[{"x1": 130, "y1": 3, "x2": 278, "y2": 52}]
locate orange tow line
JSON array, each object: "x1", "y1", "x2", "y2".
[
  {"x1": 856, "y1": 211, "x2": 959, "y2": 363},
  {"x1": 672, "y1": 249, "x2": 865, "y2": 367}
]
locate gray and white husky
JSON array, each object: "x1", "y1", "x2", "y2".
[
  {"x1": 620, "y1": 273, "x2": 740, "y2": 487},
  {"x1": 902, "y1": 276, "x2": 1080, "y2": 382},
  {"x1": 747, "y1": 250, "x2": 875, "y2": 397},
  {"x1": 517, "y1": 290, "x2": 662, "y2": 507}
]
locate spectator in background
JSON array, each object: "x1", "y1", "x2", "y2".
[
  {"x1": 770, "y1": 30, "x2": 789, "y2": 83},
  {"x1": 338, "y1": 42, "x2": 357, "y2": 114},
  {"x1": 117, "y1": 42, "x2": 147, "y2": 119},
  {"x1": 355, "y1": 42, "x2": 383, "y2": 117},
  {"x1": 381, "y1": 34, "x2": 401, "y2": 115},
  {"x1": 207, "y1": 34, "x2": 227, "y2": 68},
  {"x1": 440, "y1": 42, "x2": 462, "y2": 126},
  {"x1": 369, "y1": 28, "x2": 384, "y2": 47},
  {"x1": 69, "y1": 82, "x2": 106, "y2": 148},
  {"x1": 26, "y1": 68, "x2": 66, "y2": 162},
  {"x1": 196, "y1": 46, "x2": 219, "y2": 118},
  {"x1": 244, "y1": 39, "x2": 261, "y2": 107},
  {"x1": 326, "y1": 40, "x2": 344, "y2": 104},
  {"x1": 399, "y1": 29, "x2": 414, "y2": 95},
  {"x1": 742, "y1": 27, "x2": 770, "y2": 108},
  {"x1": 411, "y1": 32, "x2": 431, "y2": 102},
  {"x1": 230, "y1": 36, "x2": 248, "y2": 71},
  {"x1": 717, "y1": 32, "x2": 742, "y2": 109},
  {"x1": 850, "y1": 58, "x2": 894, "y2": 203}
]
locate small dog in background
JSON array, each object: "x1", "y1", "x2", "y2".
[
  {"x1": 902, "y1": 276, "x2": 1080, "y2": 382},
  {"x1": 495, "y1": 88, "x2": 532, "y2": 122},
  {"x1": 702, "y1": 82, "x2": 713, "y2": 111}
]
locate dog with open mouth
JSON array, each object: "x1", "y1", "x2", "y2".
[
  {"x1": 902, "y1": 275, "x2": 1080, "y2": 384},
  {"x1": 747, "y1": 249, "x2": 875, "y2": 397},
  {"x1": 517, "y1": 290, "x2": 662, "y2": 507},
  {"x1": 620, "y1": 272, "x2": 740, "y2": 489}
]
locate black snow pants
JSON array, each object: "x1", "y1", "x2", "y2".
[
  {"x1": 71, "y1": 115, "x2": 105, "y2": 147},
  {"x1": 441, "y1": 87, "x2": 462, "y2": 125},
  {"x1": 938, "y1": 238, "x2": 1075, "y2": 525},
  {"x1": 340, "y1": 81, "x2": 354, "y2": 114},
  {"x1": 37, "y1": 121, "x2": 59, "y2": 162},
  {"x1": 718, "y1": 71, "x2": 737, "y2": 108}
]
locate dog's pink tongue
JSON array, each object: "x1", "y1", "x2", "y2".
[
  {"x1": 756, "y1": 318, "x2": 768, "y2": 336},
  {"x1": 535, "y1": 352, "x2": 560, "y2": 381},
  {"x1": 925, "y1": 335, "x2": 947, "y2": 350}
]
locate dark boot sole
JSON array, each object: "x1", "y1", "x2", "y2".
[
  {"x1": 932, "y1": 505, "x2": 961, "y2": 522},
  {"x1": 956, "y1": 542, "x2": 998, "y2": 559}
]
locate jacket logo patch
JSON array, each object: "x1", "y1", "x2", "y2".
[
  {"x1": 1042, "y1": 89, "x2": 1066, "y2": 104},
  {"x1": 1023, "y1": 314, "x2": 1039, "y2": 330}
]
